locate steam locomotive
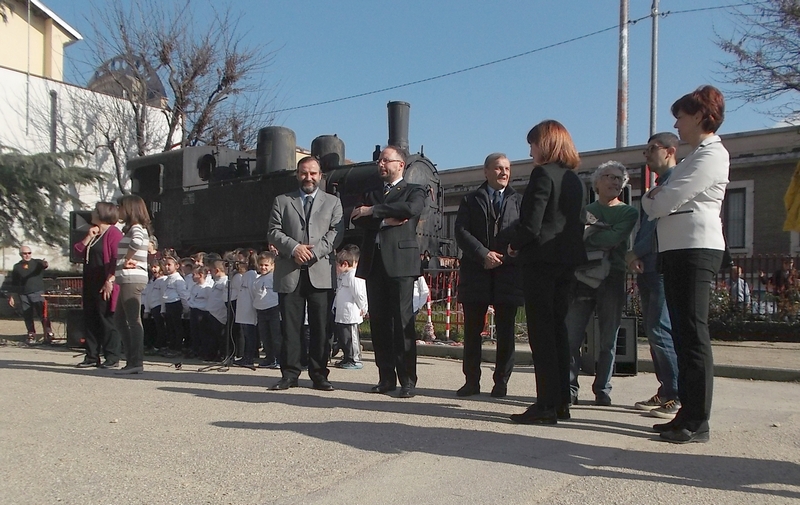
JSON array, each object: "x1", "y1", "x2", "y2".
[{"x1": 124, "y1": 101, "x2": 446, "y2": 257}]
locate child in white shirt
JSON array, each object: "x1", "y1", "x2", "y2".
[
  {"x1": 252, "y1": 251, "x2": 281, "y2": 368},
  {"x1": 332, "y1": 246, "x2": 368, "y2": 369},
  {"x1": 161, "y1": 256, "x2": 190, "y2": 357},
  {"x1": 234, "y1": 250, "x2": 258, "y2": 366},
  {"x1": 204, "y1": 259, "x2": 229, "y2": 361},
  {"x1": 188, "y1": 265, "x2": 211, "y2": 358}
]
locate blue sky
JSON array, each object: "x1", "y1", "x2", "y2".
[{"x1": 46, "y1": 0, "x2": 787, "y2": 170}]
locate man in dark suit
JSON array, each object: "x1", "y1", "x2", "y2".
[
  {"x1": 454, "y1": 153, "x2": 524, "y2": 398},
  {"x1": 351, "y1": 146, "x2": 426, "y2": 398},
  {"x1": 268, "y1": 156, "x2": 343, "y2": 391}
]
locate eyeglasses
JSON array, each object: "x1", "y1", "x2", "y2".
[
  {"x1": 601, "y1": 173, "x2": 623, "y2": 182},
  {"x1": 377, "y1": 158, "x2": 403, "y2": 165},
  {"x1": 20, "y1": 251, "x2": 32, "y2": 255},
  {"x1": 643, "y1": 145, "x2": 666, "y2": 155}
]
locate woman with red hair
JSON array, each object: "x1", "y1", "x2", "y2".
[{"x1": 642, "y1": 85, "x2": 729, "y2": 443}]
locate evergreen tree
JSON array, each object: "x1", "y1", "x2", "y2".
[{"x1": 0, "y1": 146, "x2": 106, "y2": 247}]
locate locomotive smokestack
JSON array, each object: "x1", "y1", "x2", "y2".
[{"x1": 387, "y1": 101, "x2": 410, "y2": 151}]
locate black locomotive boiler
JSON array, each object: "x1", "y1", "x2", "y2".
[{"x1": 126, "y1": 101, "x2": 445, "y2": 256}]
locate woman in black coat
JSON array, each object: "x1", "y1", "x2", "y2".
[
  {"x1": 455, "y1": 153, "x2": 524, "y2": 398},
  {"x1": 508, "y1": 120, "x2": 587, "y2": 425}
]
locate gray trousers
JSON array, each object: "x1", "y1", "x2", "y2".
[{"x1": 115, "y1": 282, "x2": 147, "y2": 368}]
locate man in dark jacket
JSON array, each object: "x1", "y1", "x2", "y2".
[
  {"x1": 454, "y1": 153, "x2": 524, "y2": 398},
  {"x1": 8, "y1": 246, "x2": 53, "y2": 344}
]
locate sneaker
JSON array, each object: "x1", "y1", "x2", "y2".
[
  {"x1": 339, "y1": 361, "x2": 363, "y2": 370},
  {"x1": 634, "y1": 394, "x2": 663, "y2": 411},
  {"x1": 650, "y1": 399, "x2": 681, "y2": 419},
  {"x1": 594, "y1": 394, "x2": 612, "y2": 407},
  {"x1": 44, "y1": 332, "x2": 55, "y2": 345},
  {"x1": 26, "y1": 332, "x2": 36, "y2": 345}
]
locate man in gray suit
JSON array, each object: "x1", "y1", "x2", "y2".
[{"x1": 268, "y1": 156, "x2": 343, "y2": 391}]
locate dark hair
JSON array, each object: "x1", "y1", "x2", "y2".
[
  {"x1": 192, "y1": 265, "x2": 209, "y2": 277},
  {"x1": 191, "y1": 252, "x2": 206, "y2": 264},
  {"x1": 117, "y1": 194, "x2": 151, "y2": 231},
  {"x1": 670, "y1": 85, "x2": 725, "y2": 133},
  {"x1": 258, "y1": 250, "x2": 276, "y2": 264},
  {"x1": 526, "y1": 120, "x2": 580, "y2": 170},
  {"x1": 94, "y1": 202, "x2": 118, "y2": 224},
  {"x1": 647, "y1": 132, "x2": 679, "y2": 150},
  {"x1": 337, "y1": 244, "x2": 360, "y2": 265},
  {"x1": 297, "y1": 156, "x2": 320, "y2": 170},
  {"x1": 384, "y1": 145, "x2": 408, "y2": 163}
]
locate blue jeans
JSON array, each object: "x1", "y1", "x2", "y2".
[
  {"x1": 566, "y1": 269, "x2": 626, "y2": 399},
  {"x1": 638, "y1": 271, "x2": 679, "y2": 400}
]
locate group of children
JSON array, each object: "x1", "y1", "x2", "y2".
[{"x1": 139, "y1": 242, "x2": 384, "y2": 370}]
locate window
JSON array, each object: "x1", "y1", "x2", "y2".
[
  {"x1": 723, "y1": 188, "x2": 746, "y2": 248},
  {"x1": 720, "y1": 180, "x2": 754, "y2": 254}
]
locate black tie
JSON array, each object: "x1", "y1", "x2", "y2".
[
  {"x1": 384, "y1": 183, "x2": 392, "y2": 196},
  {"x1": 304, "y1": 196, "x2": 313, "y2": 242},
  {"x1": 492, "y1": 191, "x2": 502, "y2": 217}
]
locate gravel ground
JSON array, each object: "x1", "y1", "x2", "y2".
[{"x1": 1, "y1": 320, "x2": 799, "y2": 505}]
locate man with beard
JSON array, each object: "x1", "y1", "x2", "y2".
[
  {"x1": 268, "y1": 156, "x2": 343, "y2": 391},
  {"x1": 351, "y1": 145, "x2": 427, "y2": 398}
]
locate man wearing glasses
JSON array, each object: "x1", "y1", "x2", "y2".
[
  {"x1": 8, "y1": 246, "x2": 53, "y2": 344},
  {"x1": 351, "y1": 146, "x2": 427, "y2": 398},
  {"x1": 626, "y1": 132, "x2": 682, "y2": 420}
]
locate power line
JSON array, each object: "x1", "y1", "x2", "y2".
[{"x1": 272, "y1": 2, "x2": 760, "y2": 114}]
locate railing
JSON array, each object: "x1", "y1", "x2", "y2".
[{"x1": 421, "y1": 254, "x2": 800, "y2": 339}]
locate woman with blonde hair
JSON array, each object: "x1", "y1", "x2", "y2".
[
  {"x1": 113, "y1": 194, "x2": 151, "y2": 374},
  {"x1": 508, "y1": 120, "x2": 587, "y2": 425}
]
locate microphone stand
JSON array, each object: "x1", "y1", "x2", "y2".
[{"x1": 198, "y1": 262, "x2": 256, "y2": 372}]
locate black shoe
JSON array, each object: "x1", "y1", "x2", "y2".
[
  {"x1": 556, "y1": 405, "x2": 571, "y2": 420},
  {"x1": 490, "y1": 384, "x2": 507, "y2": 398},
  {"x1": 659, "y1": 427, "x2": 710, "y2": 444},
  {"x1": 313, "y1": 380, "x2": 334, "y2": 392},
  {"x1": 510, "y1": 405, "x2": 557, "y2": 425},
  {"x1": 114, "y1": 365, "x2": 143, "y2": 375},
  {"x1": 271, "y1": 378, "x2": 298, "y2": 390},
  {"x1": 370, "y1": 381, "x2": 397, "y2": 394},
  {"x1": 99, "y1": 360, "x2": 120, "y2": 369},
  {"x1": 456, "y1": 383, "x2": 480, "y2": 397},
  {"x1": 595, "y1": 395, "x2": 612, "y2": 406},
  {"x1": 570, "y1": 394, "x2": 579, "y2": 406},
  {"x1": 653, "y1": 420, "x2": 679, "y2": 433},
  {"x1": 76, "y1": 358, "x2": 99, "y2": 368},
  {"x1": 398, "y1": 385, "x2": 416, "y2": 398}
]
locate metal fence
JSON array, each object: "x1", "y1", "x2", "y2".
[{"x1": 421, "y1": 254, "x2": 800, "y2": 338}]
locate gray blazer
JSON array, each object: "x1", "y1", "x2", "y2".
[{"x1": 268, "y1": 190, "x2": 344, "y2": 292}]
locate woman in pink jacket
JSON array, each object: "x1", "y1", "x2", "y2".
[{"x1": 73, "y1": 202, "x2": 123, "y2": 368}]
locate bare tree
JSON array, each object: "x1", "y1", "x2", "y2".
[
  {"x1": 718, "y1": 0, "x2": 800, "y2": 122},
  {"x1": 73, "y1": 0, "x2": 279, "y2": 192}
]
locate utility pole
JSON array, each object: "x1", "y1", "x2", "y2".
[
  {"x1": 650, "y1": 0, "x2": 659, "y2": 137},
  {"x1": 616, "y1": 0, "x2": 629, "y2": 148}
]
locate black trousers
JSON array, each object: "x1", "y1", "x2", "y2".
[
  {"x1": 522, "y1": 262, "x2": 574, "y2": 410},
  {"x1": 163, "y1": 301, "x2": 184, "y2": 350},
  {"x1": 189, "y1": 308, "x2": 208, "y2": 356},
  {"x1": 661, "y1": 248, "x2": 723, "y2": 432},
  {"x1": 257, "y1": 306, "x2": 282, "y2": 363},
  {"x1": 82, "y1": 286, "x2": 121, "y2": 362},
  {"x1": 279, "y1": 269, "x2": 331, "y2": 383},
  {"x1": 18, "y1": 291, "x2": 51, "y2": 335},
  {"x1": 461, "y1": 302, "x2": 518, "y2": 387},
  {"x1": 366, "y1": 249, "x2": 417, "y2": 388}
]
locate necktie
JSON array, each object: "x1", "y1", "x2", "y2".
[
  {"x1": 304, "y1": 196, "x2": 313, "y2": 242},
  {"x1": 492, "y1": 190, "x2": 502, "y2": 217},
  {"x1": 384, "y1": 183, "x2": 392, "y2": 196}
]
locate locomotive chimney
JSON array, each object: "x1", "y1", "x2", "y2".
[{"x1": 387, "y1": 101, "x2": 410, "y2": 151}]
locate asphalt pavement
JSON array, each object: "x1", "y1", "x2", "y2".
[{"x1": 1, "y1": 319, "x2": 799, "y2": 505}]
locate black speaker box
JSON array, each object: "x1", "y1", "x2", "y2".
[
  {"x1": 69, "y1": 211, "x2": 94, "y2": 264},
  {"x1": 580, "y1": 315, "x2": 638, "y2": 376},
  {"x1": 66, "y1": 309, "x2": 86, "y2": 349}
]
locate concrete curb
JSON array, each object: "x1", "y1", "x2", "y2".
[{"x1": 362, "y1": 340, "x2": 800, "y2": 383}]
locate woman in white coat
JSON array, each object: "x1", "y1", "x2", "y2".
[{"x1": 641, "y1": 85, "x2": 729, "y2": 444}]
